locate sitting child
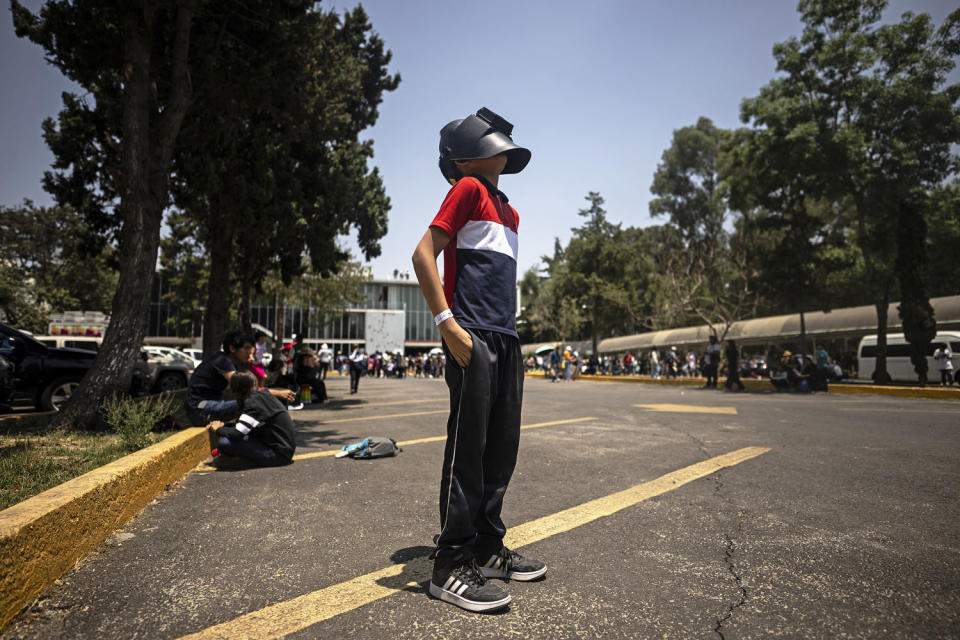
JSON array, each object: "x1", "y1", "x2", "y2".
[{"x1": 208, "y1": 370, "x2": 297, "y2": 467}]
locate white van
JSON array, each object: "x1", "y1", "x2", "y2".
[{"x1": 857, "y1": 332, "x2": 960, "y2": 382}]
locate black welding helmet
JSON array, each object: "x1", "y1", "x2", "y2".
[{"x1": 438, "y1": 107, "x2": 531, "y2": 185}]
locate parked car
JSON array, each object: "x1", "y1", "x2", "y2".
[
  {"x1": 0, "y1": 324, "x2": 151, "y2": 412},
  {"x1": 33, "y1": 335, "x2": 192, "y2": 394},
  {"x1": 143, "y1": 345, "x2": 200, "y2": 368}
]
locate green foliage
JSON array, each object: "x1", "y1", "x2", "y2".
[
  {"x1": 650, "y1": 120, "x2": 758, "y2": 337},
  {"x1": 925, "y1": 183, "x2": 960, "y2": 298},
  {"x1": 167, "y1": 2, "x2": 399, "y2": 347},
  {"x1": 0, "y1": 200, "x2": 117, "y2": 332},
  {"x1": 734, "y1": 0, "x2": 960, "y2": 378},
  {"x1": 102, "y1": 393, "x2": 174, "y2": 452},
  {"x1": 0, "y1": 429, "x2": 164, "y2": 510}
]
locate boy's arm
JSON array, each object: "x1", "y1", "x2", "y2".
[{"x1": 412, "y1": 227, "x2": 473, "y2": 367}]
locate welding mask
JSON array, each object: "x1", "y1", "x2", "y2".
[{"x1": 438, "y1": 107, "x2": 531, "y2": 184}]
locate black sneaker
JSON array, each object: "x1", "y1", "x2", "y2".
[
  {"x1": 429, "y1": 551, "x2": 511, "y2": 612},
  {"x1": 477, "y1": 546, "x2": 547, "y2": 581}
]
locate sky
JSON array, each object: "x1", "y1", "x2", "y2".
[{"x1": 2, "y1": 0, "x2": 957, "y2": 279}]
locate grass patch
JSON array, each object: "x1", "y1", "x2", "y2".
[
  {"x1": 0, "y1": 430, "x2": 168, "y2": 511},
  {"x1": 0, "y1": 390, "x2": 190, "y2": 511}
]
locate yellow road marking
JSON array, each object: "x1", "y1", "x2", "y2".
[
  {"x1": 176, "y1": 446, "x2": 770, "y2": 640},
  {"x1": 635, "y1": 403, "x2": 738, "y2": 415},
  {"x1": 292, "y1": 417, "x2": 598, "y2": 461}
]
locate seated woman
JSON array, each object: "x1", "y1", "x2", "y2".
[{"x1": 208, "y1": 370, "x2": 297, "y2": 467}]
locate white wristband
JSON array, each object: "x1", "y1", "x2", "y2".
[{"x1": 434, "y1": 309, "x2": 453, "y2": 326}]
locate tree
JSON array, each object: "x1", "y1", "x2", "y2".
[
  {"x1": 169, "y1": 3, "x2": 398, "y2": 354},
  {"x1": 650, "y1": 118, "x2": 757, "y2": 339},
  {"x1": 13, "y1": 1, "x2": 195, "y2": 428},
  {"x1": 0, "y1": 200, "x2": 117, "y2": 333},
  {"x1": 739, "y1": 0, "x2": 960, "y2": 383}
]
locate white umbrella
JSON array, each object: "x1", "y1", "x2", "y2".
[{"x1": 429, "y1": 347, "x2": 444, "y2": 355}]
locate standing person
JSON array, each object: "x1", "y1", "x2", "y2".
[
  {"x1": 317, "y1": 343, "x2": 333, "y2": 380},
  {"x1": 348, "y1": 343, "x2": 365, "y2": 394},
  {"x1": 724, "y1": 339, "x2": 745, "y2": 391},
  {"x1": 185, "y1": 331, "x2": 295, "y2": 426},
  {"x1": 549, "y1": 346, "x2": 562, "y2": 382},
  {"x1": 563, "y1": 345, "x2": 575, "y2": 381},
  {"x1": 933, "y1": 343, "x2": 954, "y2": 386},
  {"x1": 703, "y1": 335, "x2": 722, "y2": 388},
  {"x1": 685, "y1": 349, "x2": 698, "y2": 377},
  {"x1": 251, "y1": 330, "x2": 268, "y2": 380},
  {"x1": 412, "y1": 108, "x2": 545, "y2": 613},
  {"x1": 649, "y1": 348, "x2": 660, "y2": 378},
  {"x1": 207, "y1": 370, "x2": 296, "y2": 467}
]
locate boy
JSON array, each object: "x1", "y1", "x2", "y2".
[{"x1": 412, "y1": 108, "x2": 546, "y2": 613}]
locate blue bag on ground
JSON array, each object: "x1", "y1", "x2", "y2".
[{"x1": 336, "y1": 437, "x2": 400, "y2": 459}]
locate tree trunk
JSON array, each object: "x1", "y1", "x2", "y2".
[
  {"x1": 238, "y1": 277, "x2": 252, "y2": 331},
  {"x1": 51, "y1": 2, "x2": 194, "y2": 430},
  {"x1": 873, "y1": 294, "x2": 892, "y2": 385},
  {"x1": 203, "y1": 203, "x2": 235, "y2": 356},
  {"x1": 896, "y1": 197, "x2": 936, "y2": 386}
]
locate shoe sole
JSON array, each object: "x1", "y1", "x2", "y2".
[
  {"x1": 428, "y1": 581, "x2": 511, "y2": 612},
  {"x1": 480, "y1": 565, "x2": 548, "y2": 581}
]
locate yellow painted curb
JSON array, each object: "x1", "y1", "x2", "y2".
[
  {"x1": 526, "y1": 373, "x2": 960, "y2": 400},
  {"x1": 0, "y1": 427, "x2": 210, "y2": 630}
]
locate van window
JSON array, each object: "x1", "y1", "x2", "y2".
[
  {"x1": 65, "y1": 340, "x2": 99, "y2": 352},
  {"x1": 37, "y1": 339, "x2": 56, "y2": 347},
  {"x1": 860, "y1": 344, "x2": 912, "y2": 358},
  {"x1": 952, "y1": 342, "x2": 960, "y2": 353}
]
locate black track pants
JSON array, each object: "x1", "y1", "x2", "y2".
[{"x1": 437, "y1": 328, "x2": 523, "y2": 554}]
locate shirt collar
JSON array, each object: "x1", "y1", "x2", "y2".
[{"x1": 467, "y1": 174, "x2": 509, "y2": 203}]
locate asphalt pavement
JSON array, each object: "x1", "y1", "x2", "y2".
[{"x1": 3, "y1": 373, "x2": 958, "y2": 639}]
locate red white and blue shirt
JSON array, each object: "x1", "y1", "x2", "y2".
[{"x1": 430, "y1": 176, "x2": 519, "y2": 338}]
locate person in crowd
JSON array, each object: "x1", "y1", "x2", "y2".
[
  {"x1": 317, "y1": 343, "x2": 333, "y2": 380},
  {"x1": 295, "y1": 347, "x2": 327, "y2": 404},
  {"x1": 703, "y1": 335, "x2": 721, "y2": 388},
  {"x1": 665, "y1": 346, "x2": 679, "y2": 378},
  {"x1": 723, "y1": 339, "x2": 745, "y2": 391},
  {"x1": 546, "y1": 346, "x2": 560, "y2": 382},
  {"x1": 185, "y1": 331, "x2": 295, "y2": 427},
  {"x1": 816, "y1": 344, "x2": 830, "y2": 371},
  {"x1": 251, "y1": 330, "x2": 268, "y2": 380},
  {"x1": 684, "y1": 349, "x2": 698, "y2": 377},
  {"x1": 348, "y1": 343, "x2": 365, "y2": 393},
  {"x1": 207, "y1": 370, "x2": 296, "y2": 467},
  {"x1": 934, "y1": 342, "x2": 954, "y2": 386},
  {"x1": 563, "y1": 345, "x2": 575, "y2": 381},
  {"x1": 649, "y1": 348, "x2": 660, "y2": 378}
]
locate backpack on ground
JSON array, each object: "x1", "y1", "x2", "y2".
[{"x1": 336, "y1": 436, "x2": 400, "y2": 459}]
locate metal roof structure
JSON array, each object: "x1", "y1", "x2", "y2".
[{"x1": 592, "y1": 295, "x2": 960, "y2": 354}]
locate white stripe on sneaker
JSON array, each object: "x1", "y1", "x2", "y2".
[
  {"x1": 443, "y1": 576, "x2": 457, "y2": 590},
  {"x1": 455, "y1": 583, "x2": 470, "y2": 596}
]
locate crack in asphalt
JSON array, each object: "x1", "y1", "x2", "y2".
[
  {"x1": 714, "y1": 523, "x2": 748, "y2": 640},
  {"x1": 664, "y1": 424, "x2": 748, "y2": 640}
]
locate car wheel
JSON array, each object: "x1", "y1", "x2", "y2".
[
  {"x1": 40, "y1": 377, "x2": 82, "y2": 412},
  {"x1": 155, "y1": 372, "x2": 187, "y2": 392}
]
